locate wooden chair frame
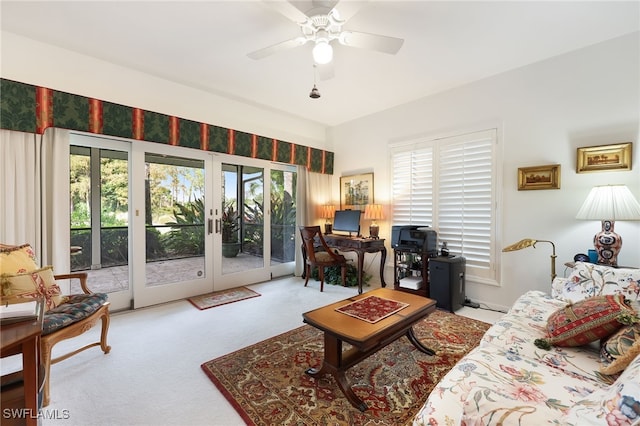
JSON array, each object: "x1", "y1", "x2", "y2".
[
  {"x1": 41, "y1": 272, "x2": 111, "y2": 406},
  {"x1": 299, "y1": 226, "x2": 347, "y2": 292}
]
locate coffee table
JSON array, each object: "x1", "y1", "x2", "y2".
[{"x1": 302, "y1": 288, "x2": 437, "y2": 411}]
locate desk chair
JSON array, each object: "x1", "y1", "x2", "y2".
[{"x1": 299, "y1": 226, "x2": 347, "y2": 292}]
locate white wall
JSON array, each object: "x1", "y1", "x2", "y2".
[
  {"x1": 330, "y1": 33, "x2": 640, "y2": 310},
  {"x1": 0, "y1": 32, "x2": 328, "y2": 150}
]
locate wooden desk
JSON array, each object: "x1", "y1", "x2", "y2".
[
  {"x1": 323, "y1": 234, "x2": 387, "y2": 294},
  {"x1": 1, "y1": 315, "x2": 43, "y2": 426}
]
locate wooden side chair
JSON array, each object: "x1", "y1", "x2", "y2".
[
  {"x1": 0, "y1": 244, "x2": 111, "y2": 407},
  {"x1": 299, "y1": 225, "x2": 347, "y2": 292}
]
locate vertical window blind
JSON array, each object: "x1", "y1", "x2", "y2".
[{"x1": 391, "y1": 129, "x2": 497, "y2": 281}]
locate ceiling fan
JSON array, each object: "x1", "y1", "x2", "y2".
[{"x1": 248, "y1": 1, "x2": 404, "y2": 70}]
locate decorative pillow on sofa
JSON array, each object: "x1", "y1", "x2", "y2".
[
  {"x1": 0, "y1": 243, "x2": 39, "y2": 274},
  {"x1": 600, "y1": 323, "x2": 640, "y2": 375},
  {"x1": 534, "y1": 295, "x2": 638, "y2": 350},
  {"x1": 1, "y1": 266, "x2": 66, "y2": 310},
  {"x1": 552, "y1": 262, "x2": 640, "y2": 312}
]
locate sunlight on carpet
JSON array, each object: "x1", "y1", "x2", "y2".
[
  {"x1": 188, "y1": 287, "x2": 260, "y2": 310},
  {"x1": 201, "y1": 310, "x2": 490, "y2": 425}
]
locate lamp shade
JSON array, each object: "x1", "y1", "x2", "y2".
[
  {"x1": 320, "y1": 205, "x2": 336, "y2": 219},
  {"x1": 576, "y1": 185, "x2": 640, "y2": 220},
  {"x1": 363, "y1": 204, "x2": 384, "y2": 221}
]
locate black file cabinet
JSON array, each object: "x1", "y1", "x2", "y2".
[{"x1": 429, "y1": 256, "x2": 466, "y2": 312}]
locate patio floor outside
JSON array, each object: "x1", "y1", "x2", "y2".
[{"x1": 71, "y1": 253, "x2": 267, "y2": 294}]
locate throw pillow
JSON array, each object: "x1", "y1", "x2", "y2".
[
  {"x1": 600, "y1": 323, "x2": 640, "y2": 375},
  {"x1": 1, "y1": 266, "x2": 65, "y2": 310},
  {"x1": 0, "y1": 243, "x2": 39, "y2": 275},
  {"x1": 534, "y1": 295, "x2": 638, "y2": 350}
]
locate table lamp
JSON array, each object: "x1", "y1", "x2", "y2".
[
  {"x1": 363, "y1": 204, "x2": 384, "y2": 239},
  {"x1": 503, "y1": 238, "x2": 557, "y2": 282},
  {"x1": 320, "y1": 205, "x2": 336, "y2": 234},
  {"x1": 575, "y1": 184, "x2": 640, "y2": 266}
]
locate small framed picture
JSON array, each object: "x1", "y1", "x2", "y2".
[
  {"x1": 340, "y1": 173, "x2": 373, "y2": 210},
  {"x1": 518, "y1": 164, "x2": 561, "y2": 190},
  {"x1": 577, "y1": 142, "x2": 632, "y2": 173}
]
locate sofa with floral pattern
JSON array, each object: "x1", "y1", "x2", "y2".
[{"x1": 413, "y1": 261, "x2": 640, "y2": 426}]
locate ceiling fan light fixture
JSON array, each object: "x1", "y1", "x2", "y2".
[
  {"x1": 312, "y1": 40, "x2": 333, "y2": 64},
  {"x1": 309, "y1": 84, "x2": 321, "y2": 99}
]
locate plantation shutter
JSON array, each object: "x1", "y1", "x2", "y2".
[
  {"x1": 391, "y1": 147, "x2": 432, "y2": 226},
  {"x1": 390, "y1": 129, "x2": 497, "y2": 282},
  {"x1": 437, "y1": 131, "x2": 495, "y2": 278}
]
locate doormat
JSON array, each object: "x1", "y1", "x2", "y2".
[{"x1": 188, "y1": 287, "x2": 260, "y2": 310}]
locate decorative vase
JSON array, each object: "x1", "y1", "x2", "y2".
[{"x1": 593, "y1": 220, "x2": 621, "y2": 266}]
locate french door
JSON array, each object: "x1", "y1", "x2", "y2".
[
  {"x1": 131, "y1": 143, "x2": 214, "y2": 308},
  {"x1": 70, "y1": 133, "x2": 297, "y2": 309},
  {"x1": 211, "y1": 159, "x2": 297, "y2": 289}
]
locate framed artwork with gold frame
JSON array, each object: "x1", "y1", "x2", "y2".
[
  {"x1": 577, "y1": 142, "x2": 632, "y2": 173},
  {"x1": 340, "y1": 173, "x2": 373, "y2": 210},
  {"x1": 518, "y1": 164, "x2": 561, "y2": 190}
]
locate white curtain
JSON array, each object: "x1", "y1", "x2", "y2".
[
  {"x1": 295, "y1": 166, "x2": 308, "y2": 276},
  {"x1": 305, "y1": 170, "x2": 333, "y2": 223},
  {"x1": 1, "y1": 130, "x2": 39, "y2": 246},
  {"x1": 0, "y1": 128, "x2": 70, "y2": 275},
  {"x1": 295, "y1": 166, "x2": 333, "y2": 276}
]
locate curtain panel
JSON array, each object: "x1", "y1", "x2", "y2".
[{"x1": 0, "y1": 128, "x2": 70, "y2": 279}]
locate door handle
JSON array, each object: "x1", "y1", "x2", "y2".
[
  {"x1": 208, "y1": 219, "x2": 213, "y2": 235},
  {"x1": 215, "y1": 218, "x2": 220, "y2": 234}
]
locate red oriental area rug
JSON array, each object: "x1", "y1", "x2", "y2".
[
  {"x1": 201, "y1": 310, "x2": 491, "y2": 425},
  {"x1": 188, "y1": 287, "x2": 260, "y2": 310},
  {"x1": 336, "y1": 295, "x2": 408, "y2": 323}
]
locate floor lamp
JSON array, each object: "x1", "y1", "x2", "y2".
[{"x1": 503, "y1": 238, "x2": 557, "y2": 282}]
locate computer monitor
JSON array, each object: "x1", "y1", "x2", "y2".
[{"x1": 332, "y1": 209, "x2": 362, "y2": 236}]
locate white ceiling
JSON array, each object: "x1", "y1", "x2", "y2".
[{"x1": 2, "y1": 1, "x2": 638, "y2": 127}]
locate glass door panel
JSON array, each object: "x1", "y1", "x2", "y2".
[
  {"x1": 270, "y1": 169, "x2": 297, "y2": 267},
  {"x1": 221, "y1": 164, "x2": 265, "y2": 275},
  {"x1": 133, "y1": 144, "x2": 213, "y2": 309},
  {"x1": 69, "y1": 140, "x2": 131, "y2": 311},
  {"x1": 144, "y1": 153, "x2": 206, "y2": 287}
]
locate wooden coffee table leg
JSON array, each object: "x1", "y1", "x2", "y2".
[
  {"x1": 305, "y1": 333, "x2": 368, "y2": 412},
  {"x1": 406, "y1": 327, "x2": 435, "y2": 355}
]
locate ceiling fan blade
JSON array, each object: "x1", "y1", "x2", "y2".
[
  {"x1": 330, "y1": 1, "x2": 368, "y2": 23},
  {"x1": 247, "y1": 37, "x2": 307, "y2": 60},
  {"x1": 263, "y1": 0, "x2": 310, "y2": 24},
  {"x1": 316, "y1": 62, "x2": 335, "y2": 81},
  {"x1": 339, "y1": 30, "x2": 404, "y2": 54}
]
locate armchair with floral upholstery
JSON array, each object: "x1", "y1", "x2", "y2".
[{"x1": 0, "y1": 243, "x2": 111, "y2": 407}]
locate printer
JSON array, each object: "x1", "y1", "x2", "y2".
[{"x1": 391, "y1": 225, "x2": 438, "y2": 257}]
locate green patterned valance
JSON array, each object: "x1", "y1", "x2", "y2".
[{"x1": 0, "y1": 78, "x2": 333, "y2": 174}]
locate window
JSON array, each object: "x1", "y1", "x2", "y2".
[{"x1": 390, "y1": 129, "x2": 498, "y2": 283}]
